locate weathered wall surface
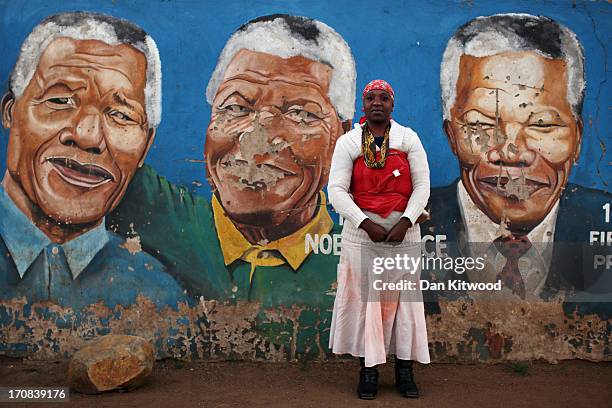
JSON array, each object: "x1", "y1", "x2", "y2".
[
  {"x1": 0, "y1": 0, "x2": 610, "y2": 362},
  {"x1": 1, "y1": 298, "x2": 609, "y2": 362}
]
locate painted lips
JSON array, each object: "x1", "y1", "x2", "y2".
[
  {"x1": 478, "y1": 175, "x2": 550, "y2": 197},
  {"x1": 221, "y1": 159, "x2": 297, "y2": 177},
  {"x1": 47, "y1": 157, "x2": 115, "y2": 188},
  {"x1": 219, "y1": 159, "x2": 297, "y2": 191}
]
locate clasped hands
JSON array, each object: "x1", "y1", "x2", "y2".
[{"x1": 359, "y1": 217, "x2": 412, "y2": 243}]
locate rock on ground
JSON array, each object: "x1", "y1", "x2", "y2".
[{"x1": 68, "y1": 334, "x2": 155, "y2": 394}]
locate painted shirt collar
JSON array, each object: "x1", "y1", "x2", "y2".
[
  {"x1": 212, "y1": 191, "x2": 333, "y2": 271},
  {"x1": 0, "y1": 186, "x2": 109, "y2": 279}
]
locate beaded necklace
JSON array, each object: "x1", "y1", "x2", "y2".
[{"x1": 361, "y1": 122, "x2": 390, "y2": 169}]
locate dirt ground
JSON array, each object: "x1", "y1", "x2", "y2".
[{"x1": 0, "y1": 357, "x2": 611, "y2": 408}]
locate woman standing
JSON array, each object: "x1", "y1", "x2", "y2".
[{"x1": 328, "y1": 80, "x2": 430, "y2": 399}]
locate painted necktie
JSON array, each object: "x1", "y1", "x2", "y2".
[{"x1": 494, "y1": 235, "x2": 532, "y2": 299}]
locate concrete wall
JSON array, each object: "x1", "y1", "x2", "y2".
[{"x1": 0, "y1": 0, "x2": 610, "y2": 362}]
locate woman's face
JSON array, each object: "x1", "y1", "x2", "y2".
[{"x1": 363, "y1": 90, "x2": 394, "y2": 124}]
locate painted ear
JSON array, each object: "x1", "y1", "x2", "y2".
[
  {"x1": 138, "y1": 127, "x2": 156, "y2": 168},
  {"x1": 573, "y1": 117, "x2": 583, "y2": 164},
  {"x1": 1, "y1": 92, "x2": 15, "y2": 128},
  {"x1": 443, "y1": 119, "x2": 458, "y2": 155},
  {"x1": 341, "y1": 120, "x2": 352, "y2": 134}
]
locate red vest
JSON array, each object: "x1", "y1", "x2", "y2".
[{"x1": 350, "y1": 149, "x2": 413, "y2": 218}]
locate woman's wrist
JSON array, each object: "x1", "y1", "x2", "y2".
[
  {"x1": 358, "y1": 218, "x2": 372, "y2": 229},
  {"x1": 399, "y1": 216, "x2": 413, "y2": 228}
]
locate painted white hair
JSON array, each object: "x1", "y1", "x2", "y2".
[
  {"x1": 9, "y1": 12, "x2": 162, "y2": 127},
  {"x1": 206, "y1": 14, "x2": 356, "y2": 121},
  {"x1": 440, "y1": 13, "x2": 585, "y2": 120}
]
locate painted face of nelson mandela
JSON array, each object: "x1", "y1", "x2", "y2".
[
  {"x1": 2, "y1": 12, "x2": 161, "y2": 231},
  {"x1": 441, "y1": 14, "x2": 585, "y2": 233},
  {"x1": 204, "y1": 15, "x2": 355, "y2": 239}
]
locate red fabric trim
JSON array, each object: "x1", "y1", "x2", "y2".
[{"x1": 350, "y1": 149, "x2": 413, "y2": 218}]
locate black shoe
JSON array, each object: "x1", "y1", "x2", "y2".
[
  {"x1": 395, "y1": 359, "x2": 419, "y2": 398},
  {"x1": 357, "y1": 358, "x2": 378, "y2": 400}
]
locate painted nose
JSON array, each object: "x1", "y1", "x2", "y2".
[
  {"x1": 487, "y1": 123, "x2": 535, "y2": 166},
  {"x1": 233, "y1": 111, "x2": 294, "y2": 166},
  {"x1": 60, "y1": 109, "x2": 107, "y2": 154},
  {"x1": 253, "y1": 108, "x2": 290, "y2": 143}
]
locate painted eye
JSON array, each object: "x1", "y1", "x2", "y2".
[
  {"x1": 527, "y1": 123, "x2": 565, "y2": 134},
  {"x1": 461, "y1": 110, "x2": 496, "y2": 133},
  {"x1": 45, "y1": 96, "x2": 75, "y2": 109},
  {"x1": 49, "y1": 97, "x2": 72, "y2": 104},
  {"x1": 222, "y1": 104, "x2": 252, "y2": 117},
  {"x1": 525, "y1": 111, "x2": 566, "y2": 131},
  {"x1": 286, "y1": 109, "x2": 322, "y2": 124},
  {"x1": 108, "y1": 109, "x2": 136, "y2": 124},
  {"x1": 529, "y1": 122, "x2": 561, "y2": 128},
  {"x1": 466, "y1": 121, "x2": 495, "y2": 132}
]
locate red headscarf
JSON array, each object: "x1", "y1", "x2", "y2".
[
  {"x1": 359, "y1": 79, "x2": 394, "y2": 124},
  {"x1": 362, "y1": 79, "x2": 394, "y2": 100}
]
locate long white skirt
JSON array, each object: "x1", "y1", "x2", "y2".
[{"x1": 329, "y1": 211, "x2": 431, "y2": 367}]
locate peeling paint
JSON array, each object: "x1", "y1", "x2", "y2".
[
  {"x1": 426, "y1": 301, "x2": 611, "y2": 363},
  {"x1": 121, "y1": 237, "x2": 142, "y2": 255},
  {"x1": 120, "y1": 223, "x2": 143, "y2": 254},
  {"x1": 216, "y1": 117, "x2": 294, "y2": 191},
  {"x1": 1, "y1": 298, "x2": 609, "y2": 363}
]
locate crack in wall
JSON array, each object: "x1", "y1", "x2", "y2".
[{"x1": 583, "y1": 2, "x2": 609, "y2": 190}]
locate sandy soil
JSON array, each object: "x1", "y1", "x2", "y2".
[{"x1": 0, "y1": 357, "x2": 610, "y2": 407}]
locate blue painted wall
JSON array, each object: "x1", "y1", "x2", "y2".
[
  {"x1": 0, "y1": 0, "x2": 610, "y2": 363},
  {"x1": 1, "y1": 0, "x2": 609, "y2": 195}
]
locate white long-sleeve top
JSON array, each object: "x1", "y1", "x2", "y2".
[{"x1": 328, "y1": 120, "x2": 430, "y2": 228}]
